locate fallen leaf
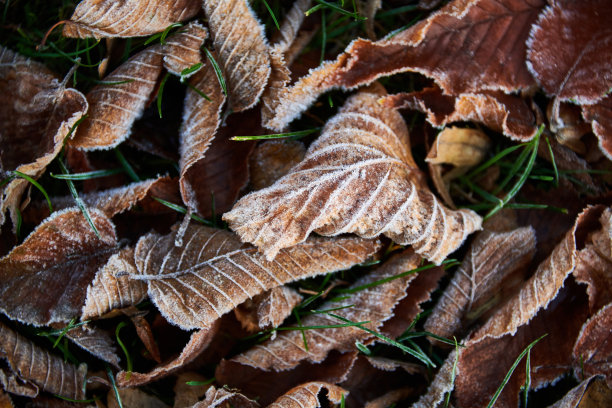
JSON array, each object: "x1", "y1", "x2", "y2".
[
  {"x1": 411, "y1": 350, "x2": 457, "y2": 408},
  {"x1": 62, "y1": 0, "x2": 201, "y2": 39},
  {"x1": 193, "y1": 386, "x2": 259, "y2": 408},
  {"x1": 358, "y1": 0, "x2": 382, "y2": 39},
  {"x1": 426, "y1": 127, "x2": 491, "y2": 167},
  {"x1": 0, "y1": 321, "x2": 87, "y2": 399},
  {"x1": 526, "y1": 0, "x2": 612, "y2": 105},
  {"x1": 573, "y1": 302, "x2": 612, "y2": 387},
  {"x1": 0, "y1": 368, "x2": 37, "y2": 398},
  {"x1": 107, "y1": 387, "x2": 169, "y2": 408},
  {"x1": 123, "y1": 307, "x2": 162, "y2": 363},
  {"x1": 268, "y1": 382, "x2": 346, "y2": 408},
  {"x1": 271, "y1": 0, "x2": 312, "y2": 54},
  {"x1": 69, "y1": 44, "x2": 164, "y2": 150},
  {"x1": 131, "y1": 223, "x2": 380, "y2": 330},
  {"x1": 0, "y1": 390, "x2": 12, "y2": 408},
  {"x1": 582, "y1": 94, "x2": 612, "y2": 160},
  {"x1": 66, "y1": 324, "x2": 121, "y2": 368},
  {"x1": 364, "y1": 388, "x2": 416, "y2": 408},
  {"x1": 0, "y1": 208, "x2": 117, "y2": 326},
  {"x1": 231, "y1": 249, "x2": 422, "y2": 371},
  {"x1": 224, "y1": 87, "x2": 482, "y2": 264},
  {"x1": 173, "y1": 372, "x2": 209, "y2": 408},
  {"x1": 0, "y1": 47, "x2": 88, "y2": 228},
  {"x1": 163, "y1": 22, "x2": 208, "y2": 78},
  {"x1": 549, "y1": 376, "x2": 612, "y2": 408},
  {"x1": 234, "y1": 286, "x2": 302, "y2": 333},
  {"x1": 202, "y1": 0, "x2": 271, "y2": 112},
  {"x1": 249, "y1": 140, "x2": 306, "y2": 190},
  {"x1": 548, "y1": 102, "x2": 591, "y2": 154}
]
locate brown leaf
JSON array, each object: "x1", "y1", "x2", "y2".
[
  {"x1": 69, "y1": 45, "x2": 164, "y2": 150},
  {"x1": 411, "y1": 350, "x2": 457, "y2": 408},
  {"x1": 582, "y1": 94, "x2": 612, "y2": 160},
  {"x1": 526, "y1": 0, "x2": 612, "y2": 104},
  {"x1": 0, "y1": 368, "x2": 38, "y2": 398},
  {"x1": 249, "y1": 140, "x2": 306, "y2": 190},
  {"x1": 63, "y1": 0, "x2": 200, "y2": 39},
  {"x1": 426, "y1": 126, "x2": 491, "y2": 168},
  {"x1": 266, "y1": 0, "x2": 545, "y2": 130},
  {"x1": 132, "y1": 223, "x2": 380, "y2": 330},
  {"x1": 173, "y1": 372, "x2": 209, "y2": 408},
  {"x1": 364, "y1": 388, "x2": 416, "y2": 408},
  {"x1": 573, "y1": 302, "x2": 612, "y2": 387},
  {"x1": 123, "y1": 307, "x2": 162, "y2": 363},
  {"x1": 424, "y1": 226, "x2": 536, "y2": 340},
  {"x1": 268, "y1": 382, "x2": 346, "y2": 408},
  {"x1": 383, "y1": 88, "x2": 539, "y2": 141},
  {"x1": 549, "y1": 376, "x2": 612, "y2": 408},
  {"x1": 0, "y1": 47, "x2": 88, "y2": 227},
  {"x1": 234, "y1": 286, "x2": 302, "y2": 333},
  {"x1": 107, "y1": 388, "x2": 169, "y2": 408},
  {"x1": 193, "y1": 386, "x2": 259, "y2": 408},
  {"x1": 0, "y1": 208, "x2": 117, "y2": 326},
  {"x1": 271, "y1": 0, "x2": 312, "y2": 54},
  {"x1": 224, "y1": 87, "x2": 482, "y2": 264},
  {"x1": 202, "y1": 0, "x2": 271, "y2": 112},
  {"x1": 0, "y1": 390, "x2": 12, "y2": 408},
  {"x1": 66, "y1": 325, "x2": 121, "y2": 368},
  {"x1": 231, "y1": 249, "x2": 422, "y2": 371},
  {"x1": 163, "y1": 22, "x2": 208, "y2": 78},
  {"x1": 0, "y1": 321, "x2": 87, "y2": 399},
  {"x1": 117, "y1": 322, "x2": 218, "y2": 387}
]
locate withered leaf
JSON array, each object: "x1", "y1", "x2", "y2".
[
  {"x1": 271, "y1": 0, "x2": 312, "y2": 54},
  {"x1": 202, "y1": 0, "x2": 271, "y2": 112},
  {"x1": 224, "y1": 87, "x2": 482, "y2": 264},
  {"x1": 526, "y1": 0, "x2": 612, "y2": 104},
  {"x1": 0, "y1": 321, "x2": 87, "y2": 399},
  {"x1": 0, "y1": 47, "x2": 88, "y2": 228},
  {"x1": 231, "y1": 249, "x2": 422, "y2": 371},
  {"x1": 163, "y1": 22, "x2": 208, "y2": 78},
  {"x1": 117, "y1": 322, "x2": 219, "y2": 387},
  {"x1": 424, "y1": 226, "x2": 536, "y2": 340},
  {"x1": 132, "y1": 224, "x2": 380, "y2": 330},
  {"x1": 249, "y1": 140, "x2": 306, "y2": 190},
  {"x1": 69, "y1": 44, "x2": 164, "y2": 150},
  {"x1": 107, "y1": 388, "x2": 169, "y2": 408},
  {"x1": 411, "y1": 350, "x2": 457, "y2": 408},
  {"x1": 266, "y1": 0, "x2": 545, "y2": 130},
  {"x1": 66, "y1": 324, "x2": 121, "y2": 368},
  {"x1": 234, "y1": 286, "x2": 302, "y2": 333},
  {"x1": 549, "y1": 376, "x2": 612, "y2": 408},
  {"x1": 193, "y1": 386, "x2": 259, "y2": 408},
  {"x1": 582, "y1": 94, "x2": 612, "y2": 160},
  {"x1": 0, "y1": 208, "x2": 116, "y2": 326},
  {"x1": 573, "y1": 302, "x2": 612, "y2": 387},
  {"x1": 63, "y1": 0, "x2": 201, "y2": 39},
  {"x1": 268, "y1": 382, "x2": 346, "y2": 408},
  {"x1": 0, "y1": 389, "x2": 12, "y2": 408},
  {"x1": 382, "y1": 88, "x2": 539, "y2": 141},
  {"x1": 0, "y1": 368, "x2": 37, "y2": 398},
  {"x1": 426, "y1": 127, "x2": 491, "y2": 168},
  {"x1": 123, "y1": 307, "x2": 162, "y2": 363}
]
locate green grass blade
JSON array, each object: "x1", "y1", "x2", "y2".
[
  {"x1": 186, "y1": 82, "x2": 212, "y2": 101},
  {"x1": 106, "y1": 365, "x2": 124, "y2": 408},
  {"x1": 293, "y1": 309, "x2": 309, "y2": 351},
  {"x1": 232, "y1": 128, "x2": 320, "y2": 141},
  {"x1": 114, "y1": 148, "x2": 140, "y2": 182},
  {"x1": 115, "y1": 322, "x2": 133, "y2": 380},
  {"x1": 186, "y1": 378, "x2": 215, "y2": 386},
  {"x1": 157, "y1": 73, "x2": 170, "y2": 118},
  {"x1": 545, "y1": 135, "x2": 559, "y2": 187},
  {"x1": 51, "y1": 168, "x2": 124, "y2": 180},
  {"x1": 313, "y1": 0, "x2": 366, "y2": 19},
  {"x1": 464, "y1": 143, "x2": 526, "y2": 180},
  {"x1": 320, "y1": 9, "x2": 327, "y2": 63},
  {"x1": 180, "y1": 62, "x2": 203, "y2": 82},
  {"x1": 444, "y1": 338, "x2": 460, "y2": 408},
  {"x1": 151, "y1": 197, "x2": 214, "y2": 226},
  {"x1": 58, "y1": 160, "x2": 101, "y2": 239},
  {"x1": 13, "y1": 171, "x2": 53, "y2": 213},
  {"x1": 523, "y1": 344, "x2": 532, "y2": 408},
  {"x1": 491, "y1": 143, "x2": 532, "y2": 195},
  {"x1": 204, "y1": 48, "x2": 227, "y2": 96},
  {"x1": 261, "y1": 0, "x2": 280, "y2": 29}
]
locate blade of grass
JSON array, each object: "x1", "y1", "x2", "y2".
[
  {"x1": 106, "y1": 365, "x2": 124, "y2": 408},
  {"x1": 51, "y1": 168, "x2": 124, "y2": 180},
  {"x1": 444, "y1": 338, "x2": 459, "y2": 408},
  {"x1": 186, "y1": 82, "x2": 212, "y2": 101},
  {"x1": 203, "y1": 48, "x2": 227, "y2": 96},
  {"x1": 12, "y1": 170, "x2": 53, "y2": 213},
  {"x1": 261, "y1": 0, "x2": 280, "y2": 29},
  {"x1": 151, "y1": 197, "x2": 214, "y2": 226},
  {"x1": 114, "y1": 148, "x2": 140, "y2": 182},
  {"x1": 156, "y1": 72, "x2": 170, "y2": 118},
  {"x1": 320, "y1": 9, "x2": 327, "y2": 63},
  {"x1": 545, "y1": 135, "x2": 559, "y2": 188},
  {"x1": 312, "y1": 0, "x2": 366, "y2": 20},
  {"x1": 491, "y1": 143, "x2": 532, "y2": 195},
  {"x1": 293, "y1": 309, "x2": 309, "y2": 351},
  {"x1": 186, "y1": 378, "x2": 215, "y2": 386},
  {"x1": 232, "y1": 128, "x2": 320, "y2": 141},
  {"x1": 523, "y1": 341, "x2": 533, "y2": 408},
  {"x1": 464, "y1": 143, "x2": 526, "y2": 180},
  {"x1": 180, "y1": 62, "x2": 203, "y2": 82},
  {"x1": 115, "y1": 322, "x2": 133, "y2": 380}
]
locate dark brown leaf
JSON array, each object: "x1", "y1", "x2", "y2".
[
  {"x1": 123, "y1": 307, "x2": 162, "y2": 363},
  {"x1": 173, "y1": 372, "x2": 208, "y2": 408},
  {"x1": 582, "y1": 94, "x2": 612, "y2": 160},
  {"x1": 268, "y1": 382, "x2": 345, "y2": 408},
  {"x1": 573, "y1": 302, "x2": 612, "y2": 387},
  {"x1": 549, "y1": 376, "x2": 612, "y2": 408},
  {"x1": 66, "y1": 325, "x2": 121, "y2": 368},
  {"x1": 234, "y1": 286, "x2": 302, "y2": 333}
]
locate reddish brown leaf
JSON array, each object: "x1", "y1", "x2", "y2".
[
  {"x1": 582, "y1": 94, "x2": 612, "y2": 160},
  {"x1": 526, "y1": 0, "x2": 612, "y2": 104},
  {"x1": 66, "y1": 325, "x2": 121, "y2": 368},
  {"x1": 249, "y1": 140, "x2": 306, "y2": 190},
  {"x1": 69, "y1": 45, "x2": 164, "y2": 150},
  {"x1": 549, "y1": 376, "x2": 612, "y2": 408},
  {"x1": 202, "y1": 0, "x2": 271, "y2": 112},
  {"x1": 63, "y1": 0, "x2": 200, "y2": 39},
  {"x1": 163, "y1": 22, "x2": 208, "y2": 78},
  {"x1": 0, "y1": 208, "x2": 117, "y2": 326},
  {"x1": 193, "y1": 386, "x2": 259, "y2": 408},
  {"x1": 234, "y1": 286, "x2": 302, "y2": 333},
  {"x1": 0, "y1": 47, "x2": 88, "y2": 228},
  {"x1": 131, "y1": 224, "x2": 380, "y2": 330},
  {"x1": 268, "y1": 382, "x2": 346, "y2": 408},
  {"x1": 0, "y1": 321, "x2": 87, "y2": 400},
  {"x1": 573, "y1": 302, "x2": 612, "y2": 387},
  {"x1": 225, "y1": 87, "x2": 482, "y2": 264},
  {"x1": 123, "y1": 307, "x2": 162, "y2": 363}
]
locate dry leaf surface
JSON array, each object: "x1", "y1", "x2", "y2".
[
  {"x1": 66, "y1": 325, "x2": 121, "y2": 367},
  {"x1": 193, "y1": 386, "x2": 259, "y2": 408},
  {"x1": 549, "y1": 376, "x2": 612, "y2": 408},
  {"x1": 107, "y1": 388, "x2": 169, "y2": 408},
  {"x1": 582, "y1": 94, "x2": 612, "y2": 159},
  {"x1": 573, "y1": 302, "x2": 612, "y2": 387},
  {"x1": 249, "y1": 140, "x2": 306, "y2": 190},
  {"x1": 163, "y1": 22, "x2": 208, "y2": 78},
  {"x1": 268, "y1": 381, "x2": 346, "y2": 408},
  {"x1": 234, "y1": 286, "x2": 302, "y2": 332}
]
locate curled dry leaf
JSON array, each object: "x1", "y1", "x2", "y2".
[
  {"x1": 548, "y1": 102, "x2": 591, "y2": 154},
  {"x1": 0, "y1": 321, "x2": 87, "y2": 400},
  {"x1": 573, "y1": 302, "x2": 612, "y2": 387},
  {"x1": 193, "y1": 386, "x2": 259, "y2": 408},
  {"x1": 225, "y1": 88, "x2": 481, "y2": 264},
  {"x1": 268, "y1": 381, "x2": 346, "y2": 408},
  {"x1": 271, "y1": 0, "x2": 312, "y2": 54},
  {"x1": 107, "y1": 388, "x2": 169, "y2": 408},
  {"x1": 231, "y1": 250, "x2": 422, "y2": 371},
  {"x1": 123, "y1": 306, "x2": 162, "y2": 363},
  {"x1": 382, "y1": 87, "x2": 539, "y2": 141},
  {"x1": 62, "y1": 0, "x2": 200, "y2": 39},
  {"x1": 69, "y1": 44, "x2": 164, "y2": 150},
  {"x1": 65, "y1": 325, "x2": 121, "y2": 368},
  {"x1": 549, "y1": 376, "x2": 612, "y2": 408},
  {"x1": 582, "y1": 94, "x2": 612, "y2": 160},
  {"x1": 131, "y1": 224, "x2": 380, "y2": 330},
  {"x1": 424, "y1": 226, "x2": 536, "y2": 340},
  {"x1": 249, "y1": 140, "x2": 306, "y2": 190},
  {"x1": 234, "y1": 286, "x2": 302, "y2": 333},
  {"x1": 526, "y1": 0, "x2": 612, "y2": 105},
  {"x1": 202, "y1": 0, "x2": 271, "y2": 112},
  {"x1": 426, "y1": 127, "x2": 491, "y2": 168},
  {"x1": 266, "y1": 0, "x2": 545, "y2": 130},
  {"x1": 163, "y1": 22, "x2": 208, "y2": 78},
  {"x1": 0, "y1": 47, "x2": 88, "y2": 228},
  {"x1": 117, "y1": 322, "x2": 219, "y2": 387},
  {"x1": 0, "y1": 208, "x2": 116, "y2": 326}
]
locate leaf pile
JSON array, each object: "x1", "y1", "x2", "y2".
[{"x1": 0, "y1": 0, "x2": 611, "y2": 407}]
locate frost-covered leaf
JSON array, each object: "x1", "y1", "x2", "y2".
[
  {"x1": 202, "y1": 0, "x2": 271, "y2": 112},
  {"x1": 132, "y1": 224, "x2": 380, "y2": 330},
  {"x1": 224, "y1": 87, "x2": 481, "y2": 264},
  {"x1": 271, "y1": 0, "x2": 312, "y2": 54},
  {"x1": 0, "y1": 321, "x2": 87, "y2": 399},
  {"x1": 526, "y1": 0, "x2": 612, "y2": 104},
  {"x1": 268, "y1": 382, "x2": 346, "y2": 408},
  {"x1": 0, "y1": 47, "x2": 88, "y2": 228},
  {"x1": 249, "y1": 140, "x2": 306, "y2": 190},
  {"x1": 69, "y1": 45, "x2": 164, "y2": 150},
  {"x1": 123, "y1": 307, "x2": 162, "y2": 363},
  {"x1": 0, "y1": 208, "x2": 116, "y2": 326},
  {"x1": 234, "y1": 286, "x2": 302, "y2": 332},
  {"x1": 193, "y1": 386, "x2": 259, "y2": 408},
  {"x1": 573, "y1": 302, "x2": 612, "y2": 387},
  {"x1": 163, "y1": 22, "x2": 208, "y2": 78},
  {"x1": 549, "y1": 376, "x2": 612, "y2": 408},
  {"x1": 411, "y1": 350, "x2": 457, "y2": 408},
  {"x1": 63, "y1": 0, "x2": 200, "y2": 39},
  {"x1": 582, "y1": 94, "x2": 612, "y2": 160},
  {"x1": 66, "y1": 324, "x2": 121, "y2": 367}
]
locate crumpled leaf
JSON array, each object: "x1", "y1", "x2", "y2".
[
  {"x1": 193, "y1": 386, "x2": 259, "y2": 408},
  {"x1": 62, "y1": 0, "x2": 201, "y2": 39},
  {"x1": 268, "y1": 382, "x2": 346, "y2": 408},
  {"x1": 526, "y1": 0, "x2": 612, "y2": 105},
  {"x1": 66, "y1": 324, "x2": 121, "y2": 368},
  {"x1": 0, "y1": 47, "x2": 88, "y2": 228},
  {"x1": 122, "y1": 306, "x2": 162, "y2": 363},
  {"x1": 107, "y1": 388, "x2": 169, "y2": 408},
  {"x1": 573, "y1": 302, "x2": 612, "y2": 387},
  {"x1": 163, "y1": 22, "x2": 208, "y2": 78},
  {"x1": 224, "y1": 87, "x2": 482, "y2": 264},
  {"x1": 265, "y1": 0, "x2": 545, "y2": 130},
  {"x1": 117, "y1": 322, "x2": 219, "y2": 387},
  {"x1": 549, "y1": 376, "x2": 612, "y2": 408},
  {"x1": 202, "y1": 0, "x2": 271, "y2": 112},
  {"x1": 582, "y1": 94, "x2": 612, "y2": 160},
  {"x1": 0, "y1": 208, "x2": 117, "y2": 326},
  {"x1": 426, "y1": 127, "x2": 491, "y2": 168},
  {"x1": 548, "y1": 102, "x2": 591, "y2": 154},
  {"x1": 131, "y1": 223, "x2": 380, "y2": 330},
  {"x1": 249, "y1": 140, "x2": 306, "y2": 190},
  {"x1": 69, "y1": 44, "x2": 164, "y2": 150},
  {"x1": 231, "y1": 249, "x2": 423, "y2": 371},
  {"x1": 382, "y1": 87, "x2": 539, "y2": 141},
  {"x1": 234, "y1": 286, "x2": 302, "y2": 333},
  {"x1": 0, "y1": 321, "x2": 87, "y2": 399},
  {"x1": 424, "y1": 226, "x2": 536, "y2": 340}
]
